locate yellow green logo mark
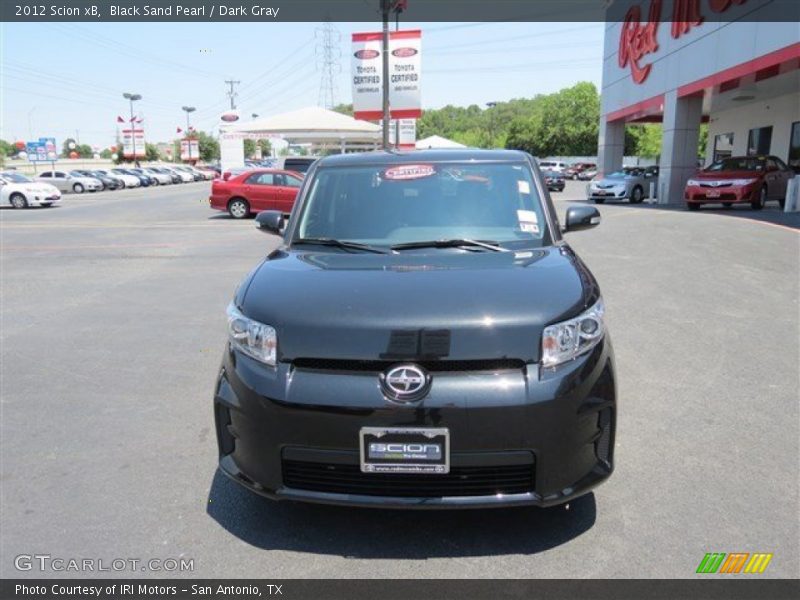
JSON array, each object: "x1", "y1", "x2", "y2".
[{"x1": 696, "y1": 552, "x2": 773, "y2": 574}]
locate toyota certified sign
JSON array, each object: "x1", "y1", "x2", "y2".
[{"x1": 351, "y1": 29, "x2": 422, "y2": 121}]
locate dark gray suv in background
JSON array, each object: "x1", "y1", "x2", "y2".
[{"x1": 215, "y1": 149, "x2": 616, "y2": 508}]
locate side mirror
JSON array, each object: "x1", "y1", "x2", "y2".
[
  {"x1": 564, "y1": 205, "x2": 601, "y2": 233},
  {"x1": 255, "y1": 210, "x2": 284, "y2": 235}
]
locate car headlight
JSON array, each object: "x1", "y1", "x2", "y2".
[
  {"x1": 542, "y1": 298, "x2": 605, "y2": 368},
  {"x1": 686, "y1": 179, "x2": 701, "y2": 186},
  {"x1": 226, "y1": 302, "x2": 277, "y2": 366},
  {"x1": 731, "y1": 178, "x2": 757, "y2": 186}
]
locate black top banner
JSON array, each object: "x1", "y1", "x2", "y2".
[{"x1": 1, "y1": 0, "x2": 798, "y2": 22}]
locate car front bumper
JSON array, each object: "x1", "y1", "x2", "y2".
[
  {"x1": 685, "y1": 185, "x2": 754, "y2": 203},
  {"x1": 213, "y1": 338, "x2": 616, "y2": 509}
]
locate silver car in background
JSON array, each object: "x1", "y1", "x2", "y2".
[
  {"x1": 587, "y1": 166, "x2": 658, "y2": 204},
  {"x1": 35, "y1": 170, "x2": 103, "y2": 194}
]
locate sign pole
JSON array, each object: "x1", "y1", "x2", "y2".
[{"x1": 381, "y1": 0, "x2": 390, "y2": 150}]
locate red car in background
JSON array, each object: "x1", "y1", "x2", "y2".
[
  {"x1": 684, "y1": 155, "x2": 794, "y2": 211},
  {"x1": 209, "y1": 169, "x2": 303, "y2": 219}
]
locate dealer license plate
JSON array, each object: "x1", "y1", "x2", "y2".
[
  {"x1": 706, "y1": 190, "x2": 721, "y2": 198},
  {"x1": 360, "y1": 427, "x2": 449, "y2": 474}
]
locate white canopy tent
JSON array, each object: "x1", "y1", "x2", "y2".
[
  {"x1": 415, "y1": 135, "x2": 466, "y2": 149},
  {"x1": 219, "y1": 106, "x2": 382, "y2": 170}
]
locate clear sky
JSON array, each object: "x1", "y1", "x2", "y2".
[{"x1": 0, "y1": 21, "x2": 604, "y2": 149}]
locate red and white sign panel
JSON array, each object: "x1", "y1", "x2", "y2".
[
  {"x1": 180, "y1": 139, "x2": 200, "y2": 161},
  {"x1": 381, "y1": 119, "x2": 416, "y2": 150},
  {"x1": 121, "y1": 129, "x2": 146, "y2": 158},
  {"x1": 351, "y1": 29, "x2": 421, "y2": 121}
]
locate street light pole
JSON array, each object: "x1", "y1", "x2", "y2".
[
  {"x1": 381, "y1": 0, "x2": 391, "y2": 150},
  {"x1": 123, "y1": 92, "x2": 142, "y2": 162},
  {"x1": 182, "y1": 106, "x2": 196, "y2": 162}
]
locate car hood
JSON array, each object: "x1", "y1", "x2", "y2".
[
  {"x1": 694, "y1": 170, "x2": 762, "y2": 180},
  {"x1": 12, "y1": 183, "x2": 60, "y2": 195},
  {"x1": 239, "y1": 246, "x2": 597, "y2": 363},
  {"x1": 593, "y1": 176, "x2": 629, "y2": 185}
]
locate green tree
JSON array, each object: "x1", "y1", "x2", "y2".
[
  {"x1": 145, "y1": 143, "x2": 160, "y2": 162},
  {"x1": 332, "y1": 103, "x2": 353, "y2": 116},
  {"x1": 258, "y1": 139, "x2": 272, "y2": 157},
  {"x1": 193, "y1": 131, "x2": 219, "y2": 162},
  {"x1": 243, "y1": 139, "x2": 257, "y2": 158}
]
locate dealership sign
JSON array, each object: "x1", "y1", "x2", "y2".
[
  {"x1": 180, "y1": 139, "x2": 200, "y2": 161},
  {"x1": 121, "y1": 129, "x2": 146, "y2": 158},
  {"x1": 351, "y1": 29, "x2": 421, "y2": 120},
  {"x1": 25, "y1": 137, "x2": 57, "y2": 162},
  {"x1": 619, "y1": 0, "x2": 748, "y2": 84},
  {"x1": 381, "y1": 119, "x2": 416, "y2": 150}
]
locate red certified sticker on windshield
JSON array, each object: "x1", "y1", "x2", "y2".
[{"x1": 383, "y1": 164, "x2": 436, "y2": 181}]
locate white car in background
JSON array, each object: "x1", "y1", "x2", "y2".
[
  {"x1": 538, "y1": 160, "x2": 569, "y2": 173},
  {"x1": 143, "y1": 168, "x2": 173, "y2": 185},
  {"x1": 95, "y1": 169, "x2": 141, "y2": 188},
  {"x1": 166, "y1": 166, "x2": 194, "y2": 183},
  {"x1": 36, "y1": 170, "x2": 102, "y2": 194},
  {"x1": 0, "y1": 171, "x2": 62, "y2": 208}
]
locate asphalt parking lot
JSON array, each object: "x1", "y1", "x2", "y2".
[{"x1": 1, "y1": 180, "x2": 798, "y2": 578}]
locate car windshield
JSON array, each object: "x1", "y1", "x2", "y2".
[
  {"x1": 69, "y1": 171, "x2": 85, "y2": 177},
  {"x1": 606, "y1": 171, "x2": 630, "y2": 178},
  {"x1": 706, "y1": 157, "x2": 765, "y2": 172},
  {"x1": 2, "y1": 172, "x2": 31, "y2": 183},
  {"x1": 294, "y1": 161, "x2": 549, "y2": 249}
]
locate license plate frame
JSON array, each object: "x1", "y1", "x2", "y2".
[
  {"x1": 706, "y1": 189, "x2": 721, "y2": 198},
  {"x1": 359, "y1": 427, "x2": 450, "y2": 474}
]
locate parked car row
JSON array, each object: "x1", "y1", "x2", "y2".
[{"x1": 29, "y1": 165, "x2": 215, "y2": 194}]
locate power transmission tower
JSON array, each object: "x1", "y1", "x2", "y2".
[
  {"x1": 225, "y1": 79, "x2": 241, "y2": 110},
  {"x1": 315, "y1": 20, "x2": 341, "y2": 109}
]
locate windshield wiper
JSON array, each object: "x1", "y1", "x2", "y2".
[
  {"x1": 390, "y1": 238, "x2": 507, "y2": 252},
  {"x1": 292, "y1": 237, "x2": 389, "y2": 254}
]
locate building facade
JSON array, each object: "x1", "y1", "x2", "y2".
[{"x1": 598, "y1": 0, "x2": 800, "y2": 204}]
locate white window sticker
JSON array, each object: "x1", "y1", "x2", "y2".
[
  {"x1": 517, "y1": 209, "x2": 539, "y2": 234},
  {"x1": 517, "y1": 180, "x2": 530, "y2": 194}
]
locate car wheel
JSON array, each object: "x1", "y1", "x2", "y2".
[
  {"x1": 593, "y1": 197, "x2": 605, "y2": 204},
  {"x1": 73, "y1": 183, "x2": 85, "y2": 194},
  {"x1": 722, "y1": 202, "x2": 733, "y2": 208},
  {"x1": 631, "y1": 186, "x2": 644, "y2": 204},
  {"x1": 10, "y1": 193, "x2": 28, "y2": 209},
  {"x1": 750, "y1": 186, "x2": 766, "y2": 210},
  {"x1": 228, "y1": 198, "x2": 250, "y2": 219},
  {"x1": 687, "y1": 203, "x2": 700, "y2": 211}
]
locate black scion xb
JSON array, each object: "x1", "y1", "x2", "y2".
[{"x1": 215, "y1": 149, "x2": 616, "y2": 509}]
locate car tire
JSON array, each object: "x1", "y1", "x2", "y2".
[
  {"x1": 228, "y1": 198, "x2": 250, "y2": 219},
  {"x1": 631, "y1": 186, "x2": 644, "y2": 204},
  {"x1": 10, "y1": 193, "x2": 28, "y2": 209},
  {"x1": 687, "y1": 203, "x2": 700, "y2": 211},
  {"x1": 593, "y1": 198, "x2": 605, "y2": 204},
  {"x1": 751, "y1": 186, "x2": 766, "y2": 210},
  {"x1": 73, "y1": 183, "x2": 85, "y2": 194}
]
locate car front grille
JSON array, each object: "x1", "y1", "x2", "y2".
[
  {"x1": 291, "y1": 358, "x2": 526, "y2": 373},
  {"x1": 282, "y1": 460, "x2": 535, "y2": 497}
]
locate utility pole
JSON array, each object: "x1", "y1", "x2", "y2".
[
  {"x1": 316, "y1": 19, "x2": 341, "y2": 109},
  {"x1": 225, "y1": 79, "x2": 241, "y2": 110},
  {"x1": 123, "y1": 92, "x2": 142, "y2": 162}
]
